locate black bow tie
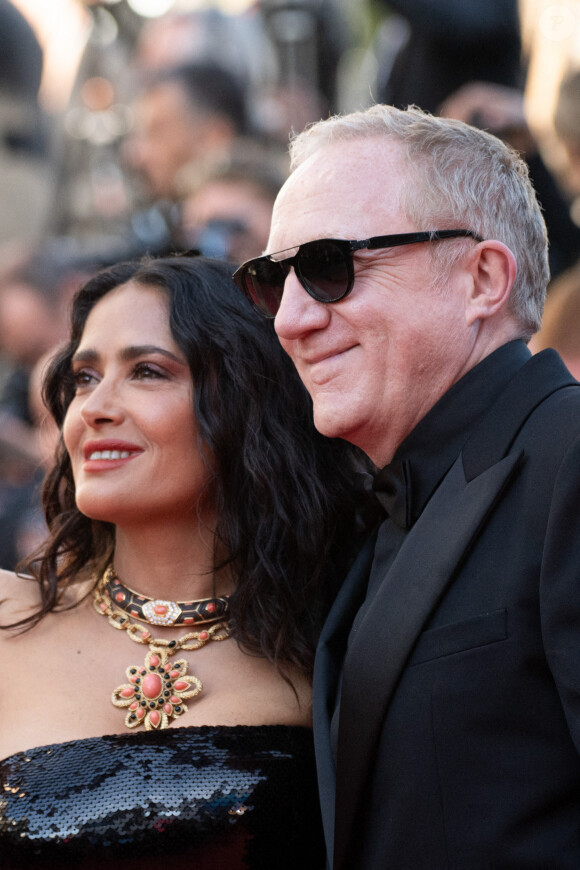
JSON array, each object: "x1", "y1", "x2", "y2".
[{"x1": 372, "y1": 459, "x2": 413, "y2": 530}]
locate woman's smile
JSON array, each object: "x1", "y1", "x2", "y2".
[
  {"x1": 82, "y1": 439, "x2": 144, "y2": 470},
  {"x1": 62, "y1": 281, "x2": 212, "y2": 528}
]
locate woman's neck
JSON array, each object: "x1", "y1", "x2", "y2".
[{"x1": 111, "y1": 521, "x2": 233, "y2": 602}]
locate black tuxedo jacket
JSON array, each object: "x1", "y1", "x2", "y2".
[{"x1": 314, "y1": 349, "x2": 580, "y2": 869}]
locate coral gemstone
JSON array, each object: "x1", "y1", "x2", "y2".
[
  {"x1": 174, "y1": 680, "x2": 189, "y2": 692},
  {"x1": 142, "y1": 673, "x2": 163, "y2": 699},
  {"x1": 150, "y1": 711, "x2": 160, "y2": 727},
  {"x1": 120, "y1": 687, "x2": 135, "y2": 698}
]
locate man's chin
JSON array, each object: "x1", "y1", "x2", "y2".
[{"x1": 312, "y1": 405, "x2": 357, "y2": 443}]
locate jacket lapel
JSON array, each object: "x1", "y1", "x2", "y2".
[
  {"x1": 333, "y1": 448, "x2": 524, "y2": 869},
  {"x1": 313, "y1": 533, "x2": 377, "y2": 861}
]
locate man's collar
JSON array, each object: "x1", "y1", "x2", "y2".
[{"x1": 373, "y1": 340, "x2": 531, "y2": 527}]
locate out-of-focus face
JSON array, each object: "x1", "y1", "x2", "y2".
[
  {"x1": 270, "y1": 137, "x2": 478, "y2": 467},
  {"x1": 63, "y1": 281, "x2": 212, "y2": 530},
  {"x1": 0, "y1": 283, "x2": 62, "y2": 366},
  {"x1": 125, "y1": 82, "x2": 210, "y2": 199},
  {"x1": 181, "y1": 179, "x2": 275, "y2": 263}
]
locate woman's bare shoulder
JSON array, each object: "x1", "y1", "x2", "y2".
[{"x1": 0, "y1": 569, "x2": 41, "y2": 624}]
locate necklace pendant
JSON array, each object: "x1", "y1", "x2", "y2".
[{"x1": 112, "y1": 645, "x2": 202, "y2": 730}]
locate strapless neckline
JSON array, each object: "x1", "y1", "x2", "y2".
[
  {"x1": 0, "y1": 723, "x2": 325, "y2": 869},
  {"x1": 0, "y1": 721, "x2": 312, "y2": 765}
]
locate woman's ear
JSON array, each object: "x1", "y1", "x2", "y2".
[{"x1": 464, "y1": 240, "x2": 517, "y2": 326}]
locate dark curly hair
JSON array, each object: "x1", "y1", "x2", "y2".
[{"x1": 16, "y1": 255, "x2": 364, "y2": 678}]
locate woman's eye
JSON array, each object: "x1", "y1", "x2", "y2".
[
  {"x1": 133, "y1": 363, "x2": 165, "y2": 380},
  {"x1": 72, "y1": 369, "x2": 95, "y2": 388}
]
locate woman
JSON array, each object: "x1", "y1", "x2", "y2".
[{"x1": 0, "y1": 256, "x2": 361, "y2": 869}]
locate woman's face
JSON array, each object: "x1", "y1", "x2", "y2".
[{"x1": 63, "y1": 281, "x2": 212, "y2": 529}]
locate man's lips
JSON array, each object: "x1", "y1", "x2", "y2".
[
  {"x1": 299, "y1": 347, "x2": 357, "y2": 387},
  {"x1": 303, "y1": 345, "x2": 355, "y2": 366}
]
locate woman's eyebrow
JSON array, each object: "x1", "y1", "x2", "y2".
[{"x1": 71, "y1": 345, "x2": 184, "y2": 364}]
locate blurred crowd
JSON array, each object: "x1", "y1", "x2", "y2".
[{"x1": 2, "y1": 0, "x2": 580, "y2": 569}]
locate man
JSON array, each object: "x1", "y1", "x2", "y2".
[
  {"x1": 0, "y1": 0, "x2": 52, "y2": 245},
  {"x1": 125, "y1": 61, "x2": 247, "y2": 203},
  {"x1": 232, "y1": 104, "x2": 580, "y2": 868},
  {"x1": 374, "y1": 0, "x2": 521, "y2": 114},
  {"x1": 178, "y1": 149, "x2": 285, "y2": 262}
]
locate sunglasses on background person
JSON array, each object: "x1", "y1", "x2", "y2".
[{"x1": 232, "y1": 229, "x2": 483, "y2": 318}]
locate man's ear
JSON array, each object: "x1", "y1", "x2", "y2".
[{"x1": 464, "y1": 240, "x2": 517, "y2": 326}]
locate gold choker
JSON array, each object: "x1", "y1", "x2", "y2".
[
  {"x1": 93, "y1": 568, "x2": 231, "y2": 731},
  {"x1": 102, "y1": 564, "x2": 230, "y2": 626}
]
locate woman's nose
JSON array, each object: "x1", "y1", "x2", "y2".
[{"x1": 79, "y1": 379, "x2": 125, "y2": 428}]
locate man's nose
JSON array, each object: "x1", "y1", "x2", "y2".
[{"x1": 274, "y1": 270, "x2": 330, "y2": 341}]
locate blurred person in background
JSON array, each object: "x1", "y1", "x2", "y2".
[
  {"x1": 133, "y1": 6, "x2": 259, "y2": 86},
  {"x1": 526, "y1": 67, "x2": 580, "y2": 367},
  {"x1": 0, "y1": 433, "x2": 39, "y2": 571},
  {"x1": 439, "y1": 81, "x2": 580, "y2": 282},
  {"x1": 528, "y1": 70, "x2": 580, "y2": 370},
  {"x1": 121, "y1": 60, "x2": 251, "y2": 255},
  {"x1": 0, "y1": 243, "x2": 92, "y2": 427},
  {"x1": 5, "y1": 349, "x2": 61, "y2": 567},
  {"x1": 554, "y1": 69, "x2": 580, "y2": 197},
  {"x1": 363, "y1": 0, "x2": 580, "y2": 282},
  {"x1": 0, "y1": 242, "x2": 96, "y2": 569},
  {"x1": 530, "y1": 262, "x2": 580, "y2": 377},
  {"x1": 256, "y1": 0, "x2": 350, "y2": 141},
  {"x1": 177, "y1": 148, "x2": 286, "y2": 264},
  {"x1": 32, "y1": 0, "x2": 349, "y2": 258},
  {"x1": 0, "y1": 0, "x2": 54, "y2": 246},
  {"x1": 134, "y1": 3, "x2": 349, "y2": 147},
  {"x1": 125, "y1": 61, "x2": 249, "y2": 208},
  {"x1": 373, "y1": 0, "x2": 522, "y2": 114}
]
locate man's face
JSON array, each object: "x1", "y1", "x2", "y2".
[
  {"x1": 181, "y1": 180, "x2": 274, "y2": 262},
  {"x1": 270, "y1": 138, "x2": 477, "y2": 467},
  {"x1": 126, "y1": 82, "x2": 206, "y2": 200}
]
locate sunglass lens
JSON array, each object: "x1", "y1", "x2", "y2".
[
  {"x1": 244, "y1": 260, "x2": 286, "y2": 317},
  {"x1": 298, "y1": 241, "x2": 349, "y2": 303}
]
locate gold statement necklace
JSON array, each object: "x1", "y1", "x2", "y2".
[{"x1": 93, "y1": 565, "x2": 231, "y2": 731}]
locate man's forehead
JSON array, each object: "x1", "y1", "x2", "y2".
[
  {"x1": 268, "y1": 138, "x2": 410, "y2": 249},
  {"x1": 291, "y1": 135, "x2": 405, "y2": 183}
]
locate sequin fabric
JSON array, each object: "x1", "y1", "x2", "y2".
[{"x1": 0, "y1": 725, "x2": 325, "y2": 869}]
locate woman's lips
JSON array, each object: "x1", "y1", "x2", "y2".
[
  {"x1": 87, "y1": 449, "x2": 134, "y2": 460},
  {"x1": 82, "y1": 452, "x2": 142, "y2": 472},
  {"x1": 82, "y1": 441, "x2": 144, "y2": 470}
]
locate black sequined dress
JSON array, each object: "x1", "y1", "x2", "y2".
[{"x1": 0, "y1": 725, "x2": 325, "y2": 869}]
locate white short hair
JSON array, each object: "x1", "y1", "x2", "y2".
[{"x1": 289, "y1": 104, "x2": 549, "y2": 337}]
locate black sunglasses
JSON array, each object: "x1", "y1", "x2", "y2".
[{"x1": 232, "y1": 229, "x2": 483, "y2": 318}]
